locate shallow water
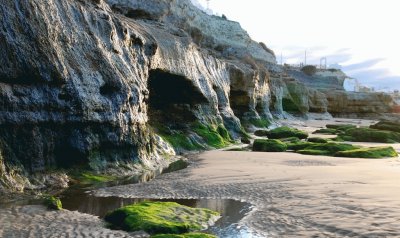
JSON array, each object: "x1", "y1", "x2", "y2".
[{"x1": 58, "y1": 159, "x2": 259, "y2": 237}]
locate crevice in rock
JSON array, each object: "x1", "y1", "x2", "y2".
[
  {"x1": 147, "y1": 69, "x2": 208, "y2": 128},
  {"x1": 229, "y1": 90, "x2": 250, "y2": 118}
]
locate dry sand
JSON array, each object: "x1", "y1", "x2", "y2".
[{"x1": 2, "y1": 118, "x2": 400, "y2": 237}]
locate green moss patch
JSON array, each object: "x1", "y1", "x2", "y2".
[
  {"x1": 338, "y1": 127, "x2": 400, "y2": 143},
  {"x1": 326, "y1": 124, "x2": 357, "y2": 131},
  {"x1": 280, "y1": 137, "x2": 301, "y2": 143},
  {"x1": 282, "y1": 98, "x2": 301, "y2": 113},
  {"x1": 266, "y1": 126, "x2": 308, "y2": 139},
  {"x1": 151, "y1": 233, "x2": 217, "y2": 238},
  {"x1": 243, "y1": 118, "x2": 271, "y2": 128},
  {"x1": 290, "y1": 142, "x2": 360, "y2": 156},
  {"x1": 162, "y1": 132, "x2": 203, "y2": 151},
  {"x1": 43, "y1": 196, "x2": 62, "y2": 210},
  {"x1": 286, "y1": 141, "x2": 316, "y2": 151},
  {"x1": 192, "y1": 123, "x2": 231, "y2": 149},
  {"x1": 254, "y1": 130, "x2": 268, "y2": 137},
  {"x1": 313, "y1": 128, "x2": 337, "y2": 135},
  {"x1": 297, "y1": 149, "x2": 332, "y2": 156},
  {"x1": 307, "y1": 137, "x2": 329, "y2": 143},
  {"x1": 104, "y1": 201, "x2": 220, "y2": 234},
  {"x1": 335, "y1": 147, "x2": 398, "y2": 158},
  {"x1": 252, "y1": 139, "x2": 287, "y2": 152}
]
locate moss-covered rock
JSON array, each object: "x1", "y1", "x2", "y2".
[
  {"x1": 266, "y1": 126, "x2": 308, "y2": 139},
  {"x1": 307, "y1": 137, "x2": 329, "y2": 143},
  {"x1": 335, "y1": 147, "x2": 398, "y2": 158},
  {"x1": 244, "y1": 118, "x2": 271, "y2": 128},
  {"x1": 326, "y1": 124, "x2": 357, "y2": 130},
  {"x1": 44, "y1": 196, "x2": 62, "y2": 210},
  {"x1": 104, "y1": 202, "x2": 219, "y2": 234},
  {"x1": 280, "y1": 137, "x2": 301, "y2": 143},
  {"x1": 157, "y1": 127, "x2": 203, "y2": 151},
  {"x1": 301, "y1": 142, "x2": 360, "y2": 155},
  {"x1": 286, "y1": 141, "x2": 316, "y2": 151},
  {"x1": 151, "y1": 233, "x2": 217, "y2": 238},
  {"x1": 370, "y1": 121, "x2": 400, "y2": 133},
  {"x1": 254, "y1": 130, "x2": 268, "y2": 137},
  {"x1": 313, "y1": 128, "x2": 337, "y2": 135},
  {"x1": 297, "y1": 149, "x2": 332, "y2": 156},
  {"x1": 338, "y1": 127, "x2": 400, "y2": 143},
  {"x1": 193, "y1": 123, "x2": 231, "y2": 149},
  {"x1": 252, "y1": 139, "x2": 287, "y2": 152}
]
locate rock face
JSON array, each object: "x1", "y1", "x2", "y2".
[
  {"x1": 0, "y1": 0, "x2": 397, "y2": 192},
  {"x1": 323, "y1": 90, "x2": 397, "y2": 118}
]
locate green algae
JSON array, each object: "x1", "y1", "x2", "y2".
[
  {"x1": 335, "y1": 147, "x2": 398, "y2": 158},
  {"x1": 266, "y1": 126, "x2": 308, "y2": 139},
  {"x1": 104, "y1": 201, "x2": 220, "y2": 234},
  {"x1": 338, "y1": 127, "x2": 400, "y2": 143},
  {"x1": 252, "y1": 139, "x2": 287, "y2": 152},
  {"x1": 307, "y1": 137, "x2": 329, "y2": 143},
  {"x1": 44, "y1": 196, "x2": 62, "y2": 210}
]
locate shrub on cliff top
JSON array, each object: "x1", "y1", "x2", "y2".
[
  {"x1": 104, "y1": 202, "x2": 219, "y2": 234},
  {"x1": 266, "y1": 126, "x2": 308, "y2": 139},
  {"x1": 301, "y1": 65, "x2": 317, "y2": 76},
  {"x1": 252, "y1": 139, "x2": 287, "y2": 152}
]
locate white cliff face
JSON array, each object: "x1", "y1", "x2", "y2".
[
  {"x1": 107, "y1": 0, "x2": 277, "y2": 63},
  {"x1": 0, "y1": 0, "x2": 396, "y2": 193}
]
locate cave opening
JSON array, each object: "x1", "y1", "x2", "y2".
[
  {"x1": 147, "y1": 69, "x2": 208, "y2": 129},
  {"x1": 229, "y1": 90, "x2": 250, "y2": 118}
]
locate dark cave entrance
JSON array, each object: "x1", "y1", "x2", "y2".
[
  {"x1": 147, "y1": 69, "x2": 208, "y2": 129},
  {"x1": 229, "y1": 90, "x2": 250, "y2": 118}
]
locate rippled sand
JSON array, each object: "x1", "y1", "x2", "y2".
[{"x1": 2, "y1": 118, "x2": 400, "y2": 237}]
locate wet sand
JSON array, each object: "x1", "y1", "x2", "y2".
[
  {"x1": 95, "y1": 118, "x2": 400, "y2": 237},
  {"x1": 2, "y1": 118, "x2": 400, "y2": 237}
]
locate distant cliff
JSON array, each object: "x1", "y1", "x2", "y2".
[{"x1": 0, "y1": 0, "x2": 397, "y2": 193}]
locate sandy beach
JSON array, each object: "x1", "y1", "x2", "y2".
[{"x1": 2, "y1": 118, "x2": 400, "y2": 237}]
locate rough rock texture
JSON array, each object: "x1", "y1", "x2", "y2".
[
  {"x1": 323, "y1": 90, "x2": 397, "y2": 118},
  {"x1": 0, "y1": 0, "x2": 278, "y2": 192},
  {"x1": 0, "y1": 0, "x2": 398, "y2": 193}
]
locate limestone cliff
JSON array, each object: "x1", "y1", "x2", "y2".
[{"x1": 0, "y1": 0, "x2": 397, "y2": 193}]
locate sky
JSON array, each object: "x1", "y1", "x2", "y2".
[{"x1": 191, "y1": 0, "x2": 400, "y2": 91}]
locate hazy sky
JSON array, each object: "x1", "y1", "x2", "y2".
[{"x1": 193, "y1": 0, "x2": 400, "y2": 91}]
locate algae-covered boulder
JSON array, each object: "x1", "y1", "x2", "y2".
[
  {"x1": 104, "y1": 202, "x2": 219, "y2": 234},
  {"x1": 313, "y1": 128, "x2": 337, "y2": 135},
  {"x1": 297, "y1": 149, "x2": 332, "y2": 156},
  {"x1": 266, "y1": 127, "x2": 308, "y2": 139},
  {"x1": 293, "y1": 142, "x2": 360, "y2": 156},
  {"x1": 335, "y1": 147, "x2": 398, "y2": 158},
  {"x1": 307, "y1": 137, "x2": 329, "y2": 143},
  {"x1": 254, "y1": 130, "x2": 269, "y2": 137},
  {"x1": 44, "y1": 196, "x2": 62, "y2": 210},
  {"x1": 280, "y1": 137, "x2": 301, "y2": 143},
  {"x1": 326, "y1": 124, "x2": 357, "y2": 131},
  {"x1": 151, "y1": 233, "x2": 217, "y2": 238},
  {"x1": 370, "y1": 121, "x2": 400, "y2": 133},
  {"x1": 339, "y1": 128, "x2": 400, "y2": 143},
  {"x1": 286, "y1": 141, "x2": 316, "y2": 151},
  {"x1": 252, "y1": 139, "x2": 287, "y2": 152}
]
